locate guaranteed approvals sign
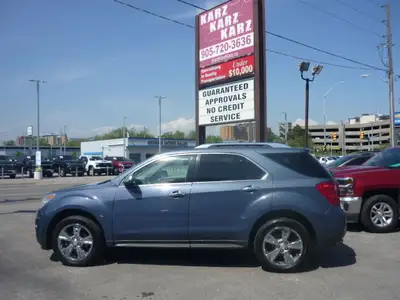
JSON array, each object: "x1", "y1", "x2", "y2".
[{"x1": 198, "y1": 78, "x2": 255, "y2": 126}]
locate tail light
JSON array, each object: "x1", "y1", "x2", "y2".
[
  {"x1": 316, "y1": 181, "x2": 340, "y2": 206},
  {"x1": 336, "y1": 177, "x2": 354, "y2": 197}
]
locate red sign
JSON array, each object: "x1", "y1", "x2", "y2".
[
  {"x1": 200, "y1": 55, "x2": 255, "y2": 86},
  {"x1": 198, "y1": 0, "x2": 255, "y2": 68}
]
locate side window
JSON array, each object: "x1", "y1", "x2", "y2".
[
  {"x1": 346, "y1": 156, "x2": 370, "y2": 166},
  {"x1": 196, "y1": 154, "x2": 265, "y2": 182},
  {"x1": 126, "y1": 155, "x2": 195, "y2": 185}
]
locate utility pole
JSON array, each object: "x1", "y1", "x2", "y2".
[
  {"x1": 282, "y1": 112, "x2": 288, "y2": 144},
  {"x1": 385, "y1": 3, "x2": 396, "y2": 147},
  {"x1": 63, "y1": 125, "x2": 67, "y2": 155},
  {"x1": 155, "y1": 96, "x2": 166, "y2": 153},
  {"x1": 60, "y1": 127, "x2": 63, "y2": 154},
  {"x1": 122, "y1": 117, "x2": 127, "y2": 158}
]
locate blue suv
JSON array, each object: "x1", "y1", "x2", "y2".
[{"x1": 35, "y1": 146, "x2": 346, "y2": 272}]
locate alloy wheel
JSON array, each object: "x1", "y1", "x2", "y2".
[
  {"x1": 57, "y1": 223, "x2": 94, "y2": 261},
  {"x1": 262, "y1": 226, "x2": 304, "y2": 268},
  {"x1": 370, "y1": 202, "x2": 394, "y2": 228}
]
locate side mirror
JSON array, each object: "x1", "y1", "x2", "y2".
[{"x1": 123, "y1": 177, "x2": 140, "y2": 189}]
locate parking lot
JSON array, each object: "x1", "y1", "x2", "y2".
[{"x1": 1, "y1": 179, "x2": 400, "y2": 300}]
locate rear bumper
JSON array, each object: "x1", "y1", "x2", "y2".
[
  {"x1": 340, "y1": 197, "x2": 362, "y2": 223},
  {"x1": 315, "y1": 206, "x2": 347, "y2": 247}
]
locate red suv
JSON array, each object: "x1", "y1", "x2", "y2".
[{"x1": 104, "y1": 156, "x2": 134, "y2": 175}]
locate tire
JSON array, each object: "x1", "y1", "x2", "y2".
[
  {"x1": 78, "y1": 172, "x2": 84, "y2": 177},
  {"x1": 51, "y1": 215, "x2": 106, "y2": 267},
  {"x1": 114, "y1": 169, "x2": 120, "y2": 176},
  {"x1": 360, "y1": 194, "x2": 399, "y2": 233},
  {"x1": 88, "y1": 166, "x2": 94, "y2": 176},
  {"x1": 9, "y1": 174, "x2": 16, "y2": 179},
  {"x1": 28, "y1": 170, "x2": 33, "y2": 178},
  {"x1": 253, "y1": 217, "x2": 311, "y2": 273}
]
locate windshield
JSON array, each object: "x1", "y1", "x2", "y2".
[
  {"x1": 364, "y1": 148, "x2": 400, "y2": 167},
  {"x1": 90, "y1": 156, "x2": 103, "y2": 161},
  {"x1": 111, "y1": 156, "x2": 126, "y2": 161},
  {"x1": 326, "y1": 155, "x2": 356, "y2": 168}
]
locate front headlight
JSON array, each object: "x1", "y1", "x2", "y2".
[{"x1": 42, "y1": 193, "x2": 56, "y2": 206}]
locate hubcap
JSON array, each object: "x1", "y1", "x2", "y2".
[
  {"x1": 262, "y1": 226, "x2": 304, "y2": 268},
  {"x1": 57, "y1": 223, "x2": 93, "y2": 261},
  {"x1": 370, "y1": 202, "x2": 394, "y2": 228}
]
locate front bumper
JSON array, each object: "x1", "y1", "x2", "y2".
[
  {"x1": 65, "y1": 166, "x2": 85, "y2": 174},
  {"x1": 35, "y1": 208, "x2": 50, "y2": 250},
  {"x1": 340, "y1": 196, "x2": 362, "y2": 223},
  {"x1": 93, "y1": 166, "x2": 113, "y2": 173}
]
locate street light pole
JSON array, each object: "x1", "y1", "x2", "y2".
[
  {"x1": 155, "y1": 96, "x2": 166, "y2": 153},
  {"x1": 299, "y1": 62, "x2": 323, "y2": 149},
  {"x1": 122, "y1": 116, "x2": 127, "y2": 158},
  {"x1": 323, "y1": 81, "x2": 344, "y2": 147},
  {"x1": 29, "y1": 80, "x2": 46, "y2": 152}
]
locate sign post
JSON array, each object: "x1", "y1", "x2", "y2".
[{"x1": 195, "y1": 0, "x2": 266, "y2": 145}]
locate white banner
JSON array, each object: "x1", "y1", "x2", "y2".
[{"x1": 198, "y1": 78, "x2": 255, "y2": 126}]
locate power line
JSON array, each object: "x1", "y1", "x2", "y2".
[
  {"x1": 113, "y1": 0, "x2": 193, "y2": 29},
  {"x1": 267, "y1": 49, "x2": 375, "y2": 70},
  {"x1": 112, "y1": 0, "x2": 385, "y2": 71},
  {"x1": 332, "y1": 0, "x2": 383, "y2": 23},
  {"x1": 297, "y1": 0, "x2": 383, "y2": 38},
  {"x1": 176, "y1": 0, "x2": 386, "y2": 71}
]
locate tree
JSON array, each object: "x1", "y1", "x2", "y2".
[
  {"x1": 15, "y1": 151, "x2": 22, "y2": 157},
  {"x1": 266, "y1": 127, "x2": 285, "y2": 143},
  {"x1": 94, "y1": 127, "x2": 155, "y2": 140},
  {"x1": 206, "y1": 135, "x2": 223, "y2": 143},
  {"x1": 72, "y1": 151, "x2": 77, "y2": 158},
  {"x1": 162, "y1": 131, "x2": 185, "y2": 139},
  {"x1": 286, "y1": 125, "x2": 313, "y2": 149},
  {"x1": 3, "y1": 140, "x2": 15, "y2": 146},
  {"x1": 186, "y1": 130, "x2": 196, "y2": 139},
  {"x1": 67, "y1": 140, "x2": 82, "y2": 147}
]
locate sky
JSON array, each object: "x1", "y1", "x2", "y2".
[{"x1": 0, "y1": 0, "x2": 399, "y2": 140}]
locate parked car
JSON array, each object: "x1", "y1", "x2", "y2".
[
  {"x1": 79, "y1": 155, "x2": 113, "y2": 176},
  {"x1": 104, "y1": 156, "x2": 134, "y2": 175},
  {"x1": 51, "y1": 155, "x2": 86, "y2": 177},
  {"x1": 325, "y1": 151, "x2": 377, "y2": 169},
  {"x1": 21, "y1": 155, "x2": 54, "y2": 178},
  {"x1": 0, "y1": 155, "x2": 22, "y2": 178},
  {"x1": 318, "y1": 156, "x2": 336, "y2": 165},
  {"x1": 332, "y1": 147, "x2": 400, "y2": 233},
  {"x1": 35, "y1": 147, "x2": 345, "y2": 272}
]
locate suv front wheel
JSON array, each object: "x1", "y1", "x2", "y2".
[
  {"x1": 51, "y1": 215, "x2": 106, "y2": 266},
  {"x1": 253, "y1": 217, "x2": 311, "y2": 273}
]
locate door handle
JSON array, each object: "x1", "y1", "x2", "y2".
[
  {"x1": 169, "y1": 190, "x2": 186, "y2": 198},
  {"x1": 242, "y1": 185, "x2": 259, "y2": 193}
]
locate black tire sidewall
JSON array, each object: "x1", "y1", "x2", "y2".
[
  {"x1": 253, "y1": 217, "x2": 311, "y2": 273},
  {"x1": 361, "y1": 195, "x2": 399, "y2": 233},
  {"x1": 51, "y1": 215, "x2": 105, "y2": 267}
]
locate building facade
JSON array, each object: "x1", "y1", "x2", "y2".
[
  {"x1": 308, "y1": 114, "x2": 391, "y2": 153},
  {"x1": 220, "y1": 122, "x2": 256, "y2": 141},
  {"x1": 81, "y1": 137, "x2": 196, "y2": 163}
]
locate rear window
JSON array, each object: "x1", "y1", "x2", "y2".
[{"x1": 263, "y1": 152, "x2": 331, "y2": 178}]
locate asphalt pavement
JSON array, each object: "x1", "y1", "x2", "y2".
[
  {"x1": 0, "y1": 193, "x2": 400, "y2": 300},
  {"x1": 0, "y1": 176, "x2": 114, "y2": 202}
]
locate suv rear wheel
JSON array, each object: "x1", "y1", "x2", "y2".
[
  {"x1": 253, "y1": 218, "x2": 311, "y2": 272},
  {"x1": 51, "y1": 215, "x2": 106, "y2": 267},
  {"x1": 360, "y1": 194, "x2": 399, "y2": 233}
]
